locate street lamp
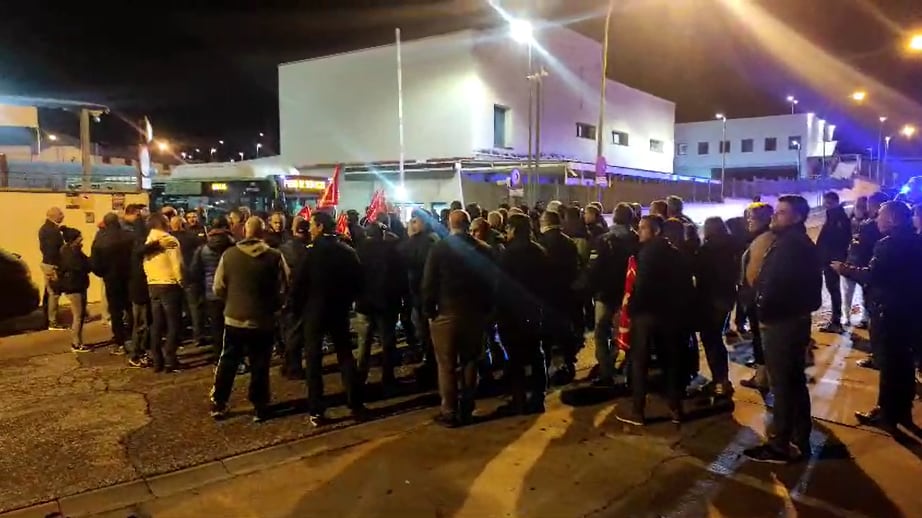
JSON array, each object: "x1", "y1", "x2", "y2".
[
  {"x1": 786, "y1": 95, "x2": 798, "y2": 114},
  {"x1": 238, "y1": 151, "x2": 244, "y2": 160},
  {"x1": 195, "y1": 148, "x2": 201, "y2": 153},
  {"x1": 851, "y1": 90, "x2": 867, "y2": 102},
  {"x1": 259, "y1": 132, "x2": 265, "y2": 138},
  {"x1": 218, "y1": 139, "x2": 225, "y2": 145},
  {"x1": 180, "y1": 152, "x2": 187, "y2": 159},
  {"x1": 908, "y1": 33, "x2": 922, "y2": 52},
  {"x1": 792, "y1": 140, "x2": 802, "y2": 178},
  {"x1": 157, "y1": 140, "x2": 170, "y2": 152},
  {"x1": 901, "y1": 124, "x2": 916, "y2": 138},
  {"x1": 877, "y1": 116, "x2": 887, "y2": 182},
  {"x1": 716, "y1": 113, "x2": 727, "y2": 199},
  {"x1": 255, "y1": 142, "x2": 263, "y2": 157},
  {"x1": 511, "y1": 17, "x2": 537, "y2": 206},
  {"x1": 509, "y1": 19, "x2": 534, "y2": 44},
  {"x1": 48, "y1": 134, "x2": 58, "y2": 141},
  {"x1": 210, "y1": 147, "x2": 217, "y2": 159}
]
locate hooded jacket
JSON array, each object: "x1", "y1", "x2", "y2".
[
  {"x1": 189, "y1": 229, "x2": 235, "y2": 301},
  {"x1": 57, "y1": 243, "x2": 91, "y2": 294},
  {"x1": 143, "y1": 229, "x2": 183, "y2": 286},
  {"x1": 213, "y1": 238, "x2": 289, "y2": 329}
]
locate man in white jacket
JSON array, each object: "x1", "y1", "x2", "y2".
[{"x1": 143, "y1": 214, "x2": 184, "y2": 373}]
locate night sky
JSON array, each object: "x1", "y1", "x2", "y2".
[{"x1": 2, "y1": 0, "x2": 921, "y2": 156}]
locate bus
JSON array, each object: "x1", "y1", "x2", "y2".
[{"x1": 151, "y1": 160, "x2": 329, "y2": 218}]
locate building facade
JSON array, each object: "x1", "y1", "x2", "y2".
[
  {"x1": 674, "y1": 113, "x2": 837, "y2": 180},
  {"x1": 278, "y1": 26, "x2": 677, "y2": 207}
]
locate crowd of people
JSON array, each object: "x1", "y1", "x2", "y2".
[{"x1": 35, "y1": 188, "x2": 921, "y2": 464}]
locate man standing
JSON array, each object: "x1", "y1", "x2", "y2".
[
  {"x1": 38, "y1": 207, "x2": 66, "y2": 330},
  {"x1": 738, "y1": 203, "x2": 774, "y2": 391},
  {"x1": 401, "y1": 209, "x2": 440, "y2": 384},
  {"x1": 744, "y1": 195, "x2": 821, "y2": 463},
  {"x1": 588, "y1": 203, "x2": 638, "y2": 386},
  {"x1": 538, "y1": 210, "x2": 581, "y2": 384},
  {"x1": 495, "y1": 213, "x2": 552, "y2": 415},
  {"x1": 816, "y1": 192, "x2": 852, "y2": 333},
  {"x1": 143, "y1": 214, "x2": 185, "y2": 373},
  {"x1": 210, "y1": 217, "x2": 289, "y2": 422},
  {"x1": 278, "y1": 217, "x2": 310, "y2": 379},
  {"x1": 171, "y1": 216, "x2": 206, "y2": 346},
  {"x1": 666, "y1": 195, "x2": 695, "y2": 226},
  {"x1": 125, "y1": 205, "x2": 153, "y2": 367},
  {"x1": 847, "y1": 192, "x2": 888, "y2": 339},
  {"x1": 290, "y1": 212, "x2": 365, "y2": 425},
  {"x1": 188, "y1": 216, "x2": 235, "y2": 361},
  {"x1": 423, "y1": 210, "x2": 496, "y2": 427},
  {"x1": 265, "y1": 212, "x2": 290, "y2": 249},
  {"x1": 91, "y1": 212, "x2": 133, "y2": 354},
  {"x1": 834, "y1": 201, "x2": 922, "y2": 433}
]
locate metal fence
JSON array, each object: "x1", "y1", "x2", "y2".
[{"x1": 0, "y1": 172, "x2": 141, "y2": 193}]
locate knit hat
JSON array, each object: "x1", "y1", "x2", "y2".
[
  {"x1": 545, "y1": 200, "x2": 562, "y2": 214},
  {"x1": 61, "y1": 227, "x2": 81, "y2": 244}
]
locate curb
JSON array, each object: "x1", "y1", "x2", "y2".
[{"x1": 0, "y1": 406, "x2": 433, "y2": 518}]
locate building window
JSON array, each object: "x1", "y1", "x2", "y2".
[
  {"x1": 493, "y1": 105, "x2": 510, "y2": 148},
  {"x1": 611, "y1": 130, "x2": 629, "y2": 146},
  {"x1": 650, "y1": 139, "x2": 664, "y2": 153},
  {"x1": 788, "y1": 135, "x2": 801, "y2": 150},
  {"x1": 576, "y1": 122, "x2": 597, "y2": 140},
  {"x1": 676, "y1": 143, "x2": 688, "y2": 156},
  {"x1": 697, "y1": 142, "x2": 709, "y2": 155},
  {"x1": 741, "y1": 139, "x2": 754, "y2": 153},
  {"x1": 764, "y1": 137, "x2": 778, "y2": 151},
  {"x1": 719, "y1": 140, "x2": 731, "y2": 153}
]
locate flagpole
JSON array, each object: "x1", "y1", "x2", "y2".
[{"x1": 396, "y1": 28, "x2": 406, "y2": 195}]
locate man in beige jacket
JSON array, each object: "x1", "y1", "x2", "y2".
[{"x1": 143, "y1": 214, "x2": 184, "y2": 373}]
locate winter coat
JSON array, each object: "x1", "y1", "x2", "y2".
[
  {"x1": 400, "y1": 231, "x2": 439, "y2": 299},
  {"x1": 496, "y1": 236, "x2": 552, "y2": 324},
  {"x1": 38, "y1": 220, "x2": 64, "y2": 266},
  {"x1": 143, "y1": 229, "x2": 183, "y2": 286},
  {"x1": 816, "y1": 205, "x2": 852, "y2": 262},
  {"x1": 755, "y1": 224, "x2": 822, "y2": 323},
  {"x1": 538, "y1": 227, "x2": 581, "y2": 306},
  {"x1": 289, "y1": 234, "x2": 364, "y2": 321},
  {"x1": 214, "y1": 238, "x2": 290, "y2": 329},
  {"x1": 56, "y1": 244, "x2": 91, "y2": 294},
  {"x1": 356, "y1": 232, "x2": 407, "y2": 314},
  {"x1": 421, "y1": 233, "x2": 495, "y2": 318},
  {"x1": 629, "y1": 236, "x2": 694, "y2": 320},
  {"x1": 846, "y1": 217, "x2": 882, "y2": 268},
  {"x1": 695, "y1": 234, "x2": 740, "y2": 314},
  {"x1": 90, "y1": 225, "x2": 133, "y2": 284},
  {"x1": 587, "y1": 224, "x2": 639, "y2": 306},
  {"x1": 189, "y1": 229, "x2": 235, "y2": 301}
]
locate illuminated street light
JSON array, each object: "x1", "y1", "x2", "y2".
[
  {"x1": 218, "y1": 140, "x2": 225, "y2": 145},
  {"x1": 255, "y1": 142, "x2": 263, "y2": 157},
  {"x1": 195, "y1": 148, "x2": 201, "y2": 153},
  {"x1": 786, "y1": 95, "x2": 798, "y2": 114},
  {"x1": 47, "y1": 134, "x2": 58, "y2": 141},
  {"x1": 509, "y1": 19, "x2": 534, "y2": 44},
  {"x1": 851, "y1": 90, "x2": 867, "y2": 102},
  {"x1": 902, "y1": 124, "x2": 916, "y2": 138},
  {"x1": 259, "y1": 132, "x2": 265, "y2": 138},
  {"x1": 157, "y1": 140, "x2": 170, "y2": 152},
  {"x1": 238, "y1": 151, "x2": 244, "y2": 160},
  {"x1": 908, "y1": 33, "x2": 922, "y2": 52},
  {"x1": 180, "y1": 152, "x2": 187, "y2": 159},
  {"x1": 210, "y1": 147, "x2": 217, "y2": 156}
]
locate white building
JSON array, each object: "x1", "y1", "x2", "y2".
[
  {"x1": 674, "y1": 113, "x2": 838, "y2": 180},
  {"x1": 278, "y1": 26, "x2": 677, "y2": 208}
]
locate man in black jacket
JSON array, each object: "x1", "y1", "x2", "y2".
[
  {"x1": 188, "y1": 217, "x2": 236, "y2": 361},
  {"x1": 170, "y1": 216, "x2": 206, "y2": 346},
  {"x1": 495, "y1": 213, "x2": 552, "y2": 415},
  {"x1": 355, "y1": 222, "x2": 406, "y2": 390},
  {"x1": 744, "y1": 195, "x2": 822, "y2": 464},
  {"x1": 91, "y1": 213, "x2": 134, "y2": 353},
  {"x1": 38, "y1": 206, "x2": 66, "y2": 330},
  {"x1": 538, "y1": 210, "x2": 581, "y2": 384},
  {"x1": 290, "y1": 212, "x2": 365, "y2": 425},
  {"x1": 588, "y1": 203, "x2": 638, "y2": 386},
  {"x1": 277, "y1": 217, "x2": 309, "y2": 379},
  {"x1": 847, "y1": 191, "x2": 888, "y2": 337},
  {"x1": 816, "y1": 192, "x2": 852, "y2": 333},
  {"x1": 422, "y1": 210, "x2": 496, "y2": 427},
  {"x1": 401, "y1": 210, "x2": 440, "y2": 382},
  {"x1": 617, "y1": 215, "x2": 694, "y2": 427},
  {"x1": 833, "y1": 201, "x2": 922, "y2": 433}
]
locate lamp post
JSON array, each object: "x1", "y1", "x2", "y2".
[
  {"x1": 716, "y1": 113, "x2": 727, "y2": 199},
  {"x1": 793, "y1": 140, "x2": 802, "y2": 178},
  {"x1": 511, "y1": 19, "x2": 535, "y2": 206},
  {"x1": 876, "y1": 116, "x2": 887, "y2": 183},
  {"x1": 786, "y1": 95, "x2": 798, "y2": 114},
  {"x1": 883, "y1": 135, "x2": 891, "y2": 185},
  {"x1": 256, "y1": 142, "x2": 263, "y2": 157},
  {"x1": 210, "y1": 147, "x2": 217, "y2": 161},
  {"x1": 238, "y1": 152, "x2": 244, "y2": 161},
  {"x1": 596, "y1": 0, "x2": 615, "y2": 204}
]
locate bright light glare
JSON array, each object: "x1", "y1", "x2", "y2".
[
  {"x1": 510, "y1": 19, "x2": 534, "y2": 44},
  {"x1": 157, "y1": 140, "x2": 170, "y2": 152},
  {"x1": 394, "y1": 184, "x2": 409, "y2": 202},
  {"x1": 715, "y1": 113, "x2": 726, "y2": 120},
  {"x1": 47, "y1": 134, "x2": 57, "y2": 141},
  {"x1": 908, "y1": 33, "x2": 922, "y2": 52},
  {"x1": 851, "y1": 90, "x2": 867, "y2": 102},
  {"x1": 879, "y1": 116, "x2": 888, "y2": 122},
  {"x1": 786, "y1": 95, "x2": 795, "y2": 102},
  {"x1": 902, "y1": 125, "x2": 916, "y2": 138},
  {"x1": 210, "y1": 147, "x2": 217, "y2": 154}
]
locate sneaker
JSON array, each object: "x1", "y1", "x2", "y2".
[
  {"x1": 669, "y1": 406, "x2": 685, "y2": 425},
  {"x1": 712, "y1": 382, "x2": 734, "y2": 398},
  {"x1": 127, "y1": 358, "x2": 145, "y2": 368},
  {"x1": 49, "y1": 324, "x2": 68, "y2": 331},
  {"x1": 252, "y1": 407, "x2": 272, "y2": 423},
  {"x1": 819, "y1": 322, "x2": 844, "y2": 334},
  {"x1": 210, "y1": 400, "x2": 229, "y2": 420},
  {"x1": 308, "y1": 411, "x2": 326, "y2": 427},
  {"x1": 615, "y1": 408, "x2": 645, "y2": 426},
  {"x1": 237, "y1": 363, "x2": 249, "y2": 375},
  {"x1": 856, "y1": 357, "x2": 878, "y2": 370},
  {"x1": 70, "y1": 344, "x2": 90, "y2": 353},
  {"x1": 742, "y1": 444, "x2": 795, "y2": 464},
  {"x1": 109, "y1": 345, "x2": 126, "y2": 356},
  {"x1": 433, "y1": 413, "x2": 462, "y2": 428}
]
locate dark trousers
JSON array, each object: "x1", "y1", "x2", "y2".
[
  {"x1": 282, "y1": 309, "x2": 304, "y2": 374},
  {"x1": 822, "y1": 265, "x2": 843, "y2": 321},
  {"x1": 499, "y1": 321, "x2": 546, "y2": 409},
  {"x1": 104, "y1": 279, "x2": 130, "y2": 346},
  {"x1": 304, "y1": 311, "x2": 360, "y2": 414},
  {"x1": 400, "y1": 297, "x2": 418, "y2": 349},
  {"x1": 205, "y1": 299, "x2": 226, "y2": 358},
  {"x1": 762, "y1": 316, "x2": 812, "y2": 451},
  {"x1": 129, "y1": 303, "x2": 150, "y2": 360},
  {"x1": 411, "y1": 295, "x2": 434, "y2": 364},
  {"x1": 544, "y1": 306, "x2": 578, "y2": 365},
  {"x1": 211, "y1": 326, "x2": 273, "y2": 408},
  {"x1": 630, "y1": 314, "x2": 684, "y2": 415},
  {"x1": 700, "y1": 307, "x2": 731, "y2": 384},
  {"x1": 183, "y1": 285, "x2": 205, "y2": 342},
  {"x1": 873, "y1": 316, "x2": 917, "y2": 424},
  {"x1": 430, "y1": 311, "x2": 486, "y2": 418},
  {"x1": 149, "y1": 285, "x2": 183, "y2": 369},
  {"x1": 741, "y1": 303, "x2": 764, "y2": 365},
  {"x1": 358, "y1": 309, "x2": 398, "y2": 385}
]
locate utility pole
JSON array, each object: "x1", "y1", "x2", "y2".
[{"x1": 595, "y1": 0, "x2": 614, "y2": 204}]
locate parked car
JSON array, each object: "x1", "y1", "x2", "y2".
[{"x1": 0, "y1": 248, "x2": 40, "y2": 321}]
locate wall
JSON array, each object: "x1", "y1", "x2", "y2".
[
  {"x1": 472, "y1": 27, "x2": 676, "y2": 173},
  {"x1": 279, "y1": 31, "x2": 479, "y2": 168},
  {"x1": 675, "y1": 113, "x2": 836, "y2": 178},
  {"x1": 0, "y1": 191, "x2": 150, "y2": 304}
]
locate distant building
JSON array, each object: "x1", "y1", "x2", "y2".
[
  {"x1": 674, "y1": 113, "x2": 837, "y2": 180},
  {"x1": 278, "y1": 26, "x2": 677, "y2": 208}
]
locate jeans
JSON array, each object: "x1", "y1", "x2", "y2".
[
  {"x1": 873, "y1": 315, "x2": 917, "y2": 423},
  {"x1": 357, "y1": 309, "x2": 399, "y2": 385},
  {"x1": 842, "y1": 278, "x2": 868, "y2": 323},
  {"x1": 304, "y1": 311, "x2": 360, "y2": 414},
  {"x1": 410, "y1": 296, "x2": 434, "y2": 365},
  {"x1": 130, "y1": 303, "x2": 150, "y2": 360},
  {"x1": 183, "y1": 285, "x2": 205, "y2": 342},
  {"x1": 104, "y1": 280, "x2": 130, "y2": 346},
  {"x1": 399, "y1": 297, "x2": 418, "y2": 349},
  {"x1": 822, "y1": 265, "x2": 843, "y2": 321},
  {"x1": 762, "y1": 316, "x2": 812, "y2": 451},
  {"x1": 629, "y1": 314, "x2": 684, "y2": 415},
  {"x1": 40, "y1": 263, "x2": 61, "y2": 326},
  {"x1": 149, "y1": 285, "x2": 183, "y2": 369},
  {"x1": 205, "y1": 299, "x2": 226, "y2": 358},
  {"x1": 282, "y1": 309, "x2": 304, "y2": 374},
  {"x1": 64, "y1": 292, "x2": 85, "y2": 346},
  {"x1": 499, "y1": 320, "x2": 546, "y2": 409},
  {"x1": 430, "y1": 311, "x2": 487, "y2": 418},
  {"x1": 699, "y1": 306, "x2": 731, "y2": 384},
  {"x1": 211, "y1": 326, "x2": 273, "y2": 408},
  {"x1": 593, "y1": 301, "x2": 617, "y2": 381}
]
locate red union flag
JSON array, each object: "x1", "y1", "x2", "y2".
[
  {"x1": 365, "y1": 189, "x2": 387, "y2": 222},
  {"x1": 317, "y1": 164, "x2": 341, "y2": 208},
  {"x1": 297, "y1": 204, "x2": 312, "y2": 221},
  {"x1": 336, "y1": 212, "x2": 350, "y2": 238}
]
